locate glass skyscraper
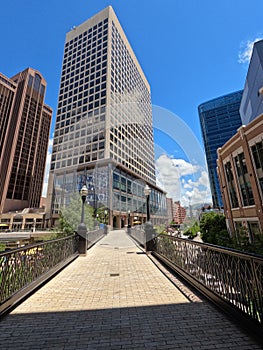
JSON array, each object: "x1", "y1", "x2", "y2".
[
  {"x1": 240, "y1": 39, "x2": 263, "y2": 125},
  {"x1": 46, "y1": 6, "x2": 166, "y2": 228},
  {"x1": 198, "y1": 91, "x2": 243, "y2": 208}
]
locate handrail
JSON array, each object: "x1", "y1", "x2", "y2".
[
  {"x1": 87, "y1": 228, "x2": 106, "y2": 248},
  {"x1": 0, "y1": 234, "x2": 78, "y2": 316},
  {"x1": 153, "y1": 234, "x2": 263, "y2": 333}
]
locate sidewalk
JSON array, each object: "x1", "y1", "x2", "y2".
[{"x1": 0, "y1": 230, "x2": 261, "y2": 349}]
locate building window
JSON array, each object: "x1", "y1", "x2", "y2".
[
  {"x1": 234, "y1": 153, "x2": 254, "y2": 206},
  {"x1": 113, "y1": 173, "x2": 120, "y2": 190},
  {"x1": 224, "y1": 161, "x2": 239, "y2": 208},
  {"x1": 248, "y1": 221, "x2": 262, "y2": 242},
  {"x1": 251, "y1": 141, "x2": 263, "y2": 199}
]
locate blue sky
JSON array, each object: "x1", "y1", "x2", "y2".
[{"x1": 1, "y1": 0, "x2": 262, "y2": 205}]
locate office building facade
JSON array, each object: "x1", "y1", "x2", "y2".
[
  {"x1": 217, "y1": 115, "x2": 263, "y2": 241},
  {"x1": 0, "y1": 68, "x2": 52, "y2": 214},
  {"x1": 240, "y1": 39, "x2": 263, "y2": 125},
  {"x1": 198, "y1": 91, "x2": 243, "y2": 208},
  {"x1": 46, "y1": 6, "x2": 166, "y2": 228}
]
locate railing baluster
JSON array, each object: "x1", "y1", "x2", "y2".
[
  {"x1": 154, "y1": 234, "x2": 263, "y2": 327},
  {"x1": 0, "y1": 234, "x2": 78, "y2": 315}
]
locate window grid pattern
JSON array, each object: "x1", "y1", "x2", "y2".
[
  {"x1": 7, "y1": 72, "x2": 51, "y2": 205},
  {"x1": 199, "y1": 90, "x2": 243, "y2": 207},
  {"x1": 51, "y1": 19, "x2": 109, "y2": 170},
  {"x1": 109, "y1": 22, "x2": 155, "y2": 184}
]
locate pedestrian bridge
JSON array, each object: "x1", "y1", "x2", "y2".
[{"x1": 0, "y1": 229, "x2": 262, "y2": 349}]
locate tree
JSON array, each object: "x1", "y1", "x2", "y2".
[
  {"x1": 183, "y1": 221, "x2": 200, "y2": 239},
  {"x1": 199, "y1": 212, "x2": 263, "y2": 255},
  {"x1": 199, "y1": 212, "x2": 230, "y2": 245},
  {"x1": 96, "y1": 206, "x2": 108, "y2": 224},
  {"x1": 58, "y1": 192, "x2": 94, "y2": 235}
]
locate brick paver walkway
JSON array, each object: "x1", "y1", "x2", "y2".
[{"x1": 0, "y1": 230, "x2": 262, "y2": 349}]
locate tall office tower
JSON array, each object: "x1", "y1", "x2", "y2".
[
  {"x1": 240, "y1": 39, "x2": 263, "y2": 125},
  {"x1": 198, "y1": 91, "x2": 243, "y2": 208},
  {"x1": 46, "y1": 6, "x2": 166, "y2": 228},
  {"x1": 0, "y1": 68, "x2": 52, "y2": 214}
]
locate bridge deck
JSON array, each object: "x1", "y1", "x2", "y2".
[{"x1": 1, "y1": 230, "x2": 261, "y2": 349}]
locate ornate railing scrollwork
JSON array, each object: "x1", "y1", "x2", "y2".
[
  {"x1": 0, "y1": 235, "x2": 78, "y2": 315},
  {"x1": 154, "y1": 234, "x2": 263, "y2": 326}
]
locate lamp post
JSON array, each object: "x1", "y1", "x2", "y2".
[
  {"x1": 127, "y1": 209, "x2": 131, "y2": 234},
  {"x1": 77, "y1": 184, "x2": 88, "y2": 255},
  {"x1": 143, "y1": 184, "x2": 155, "y2": 251},
  {"x1": 104, "y1": 209, "x2": 108, "y2": 235},
  {"x1": 144, "y1": 184, "x2": 151, "y2": 222},
  {"x1": 91, "y1": 185, "x2": 97, "y2": 219}
]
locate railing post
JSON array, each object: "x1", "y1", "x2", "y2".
[
  {"x1": 145, "y1": 221, "x2": 156, "y2": 252},
  {"x1": 77, "y1": 224, "x2": 87, "y2": 255},
  {"x1": 104, "y1": 224, "x2": 108, "y2": 235}
]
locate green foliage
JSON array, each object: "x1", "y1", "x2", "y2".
[
  {"x1": 95, "y1": 206, "x2": 108, "y2": 224},
  {"x1": 247, "y1": 235, "x2": 263, "y2": 255},
  {"x1": 232, "y1": 226, "x2": 263, "y2": 255},
  {"x1": 58, "y1": 192, "x2": 94, "y2": 234},
  {"x1": 0, "y1": 243, "x2": 6, "y2": 252},
  {"x1": 183, "y1": 221, "x2": 199, "y2": 238},
  {"x1": 200, "y1": 212, "x2": 230, "y2": 245},
  {"x1": 170, "y1": 221, "x2": 178, "y2": 225},
  {"x1": 193, "y1": 212, "x2": 263, "y2": 256},
  {"x1": 154, "y1": 224, "x2": 166, "y2": 234}
]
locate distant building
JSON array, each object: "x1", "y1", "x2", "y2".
[
  {"x1": 0, "y1": 208, "x2": 45, "y2": 232},
  {"x1": 240, "y1": 39, "x2": 263, "y2": 125},
  {"x1": 217, "y1": 116, "x2": 263, "y2": 241},
  {"x1": 46, "y1": 6, "x2": 167, "y2": 228},
  {"x1": 198, "y1": 91, "x2": 243, "y2": 208},
  {"x1": 173, "y1": 201, "x2": 186, "y2": 224},
  {"x1": 0, "y1": 68, "x2": 52, "y2": 214},
  {"x1": 166, "y1": 198, "x2": 174, "y2": 223}
]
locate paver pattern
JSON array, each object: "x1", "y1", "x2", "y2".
[{"x1": 0, "y1": 230, "x2": 262, "y2": 349}]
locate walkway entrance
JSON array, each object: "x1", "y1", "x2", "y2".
[{"x1": 0, "y1": 230, "x2": 261, "y2": 349}]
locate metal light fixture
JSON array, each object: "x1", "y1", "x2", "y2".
[
  {"x1": 77, "y1": 184, "x2": 88, "y2": 255},
  {"x1": 127, "y1": 209, "x2": 131, "y2": 233},
  {"x1": 128, "y1": 210, "x2": 131, "y2": 228},
  {"x1": 144, "y1": 184, "x2": 151, "y2": 197},
  {"x1": 144, "y1": 184, "x2": 151, "y2": 222},
  {"x1": 80, "y1": 185, "x2": 88, "y2": 223}
]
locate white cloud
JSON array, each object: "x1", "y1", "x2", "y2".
[
  {"x1": 155, "y1": 154, "x2": 211, "y2": 206},
  {"x1": 181, "y1": 187, "x2": 211, "y2": 206},
  {"x1": 238, "y1": 38, "x2": 263, "y2": 64},
  {"x1": 42, "y1": 138, "x2": 53, "y2": 197},
  {"x1": 184, "y1": 171, "x2": 210, "y2": 189}
]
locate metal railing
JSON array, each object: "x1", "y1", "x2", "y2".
[
  {"x1": 87, "y1": 227, "x2": 106, "y2": 248},
  {"x1": 0, "y1": 235, "x2": 78, "y2": 316},
  {"x1": 153, "y1": 234, "x2": 263, "y2": 330},
  {"x1": 129, "y1": 225, "x2": 146, "y2": 246}
]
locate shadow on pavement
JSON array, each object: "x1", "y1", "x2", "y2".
[{"x1": 1, "y1": 302, "x2": 261, "y2": 349}]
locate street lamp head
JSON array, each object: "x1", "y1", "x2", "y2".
[
  {"x1": 128, "y1": 210, "x2": 130, "y2": 214},
  {"x1": 80, "y1": 185, "x2": 88, "y2": 198},
  {"x1": 104, "y1": 209, "x2": 107, "y2": 215},
  {"x1": 144, "y1": 184, "x2": 151, "y2": 197}
]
